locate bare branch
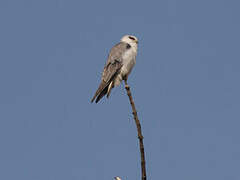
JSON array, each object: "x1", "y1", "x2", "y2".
[{"x1": 124, "y1": 80, "x2": 147, "y2": 180}]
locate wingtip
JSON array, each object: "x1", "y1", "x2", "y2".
[
  {"x1": 90, "y1": 96, "x2": 96, "y2": 103},
  {"x1": 91, "y1": 95, "x2": 101, "y2": 103},
  {"x1": 95, "y1": 98, "x2": 100, "y2": 103},
  {"x1": 91, "y1": 96, "x2": 99, "y2": 103}
]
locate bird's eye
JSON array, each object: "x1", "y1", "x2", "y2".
[{"x1": 129, "y1": 36, "x2": 135, "y2": 40}]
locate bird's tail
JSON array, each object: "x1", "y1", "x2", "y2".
[
  {"x1": 106, "y1": 81, "x2": 114, "y2": 98},
  {"x1": 91, "y1": 81, "x2": 109, "y2": 103}
]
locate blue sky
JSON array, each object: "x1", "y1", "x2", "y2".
[{"x1": 0, "y1": 0, "x2": 240, "y2": 179}]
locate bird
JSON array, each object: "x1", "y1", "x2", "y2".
[{"x1": 91, "y1": 35, "x2": 138, "y2": 103}]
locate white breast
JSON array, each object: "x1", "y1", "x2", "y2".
[
  {"x1": 121, "y1": 48, "x2": 136, "y2": 76},
  {"x1": 114, "y1": 46, "x2": 137, "y2": 86},
  {"x1": 120, "y1": 50, "x2": 136, "y2": 76}
]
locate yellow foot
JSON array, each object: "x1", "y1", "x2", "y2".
[{"x1": 125, "y1": 85, "x2": 129, "y2": 89}]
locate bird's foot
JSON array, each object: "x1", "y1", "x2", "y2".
[{"x1": 123, "y1": 79, "x2": 129, "y2": 89}]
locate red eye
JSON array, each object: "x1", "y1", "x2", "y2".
[{"x1": 129, "y1": 36, "x2": 135, "y2": 40}]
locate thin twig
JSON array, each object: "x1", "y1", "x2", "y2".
[{"x1": 124, "y1": 80, "x2": 147, "y2": 180}]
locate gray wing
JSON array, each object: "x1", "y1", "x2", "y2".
[{"x1": 91, "y1": 42, "x2": 128, "y2": 103}]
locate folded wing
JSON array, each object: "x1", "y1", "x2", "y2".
[{"x1": 91, "y1": 42, "x2": 128, "y2": 103}]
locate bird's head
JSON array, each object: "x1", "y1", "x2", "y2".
[{"x1": 121, "y1": 35, "x2": 138, "y2": 48}]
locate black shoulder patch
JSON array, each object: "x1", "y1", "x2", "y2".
[{"x1": 126, "y1": 43, "x2": 131, "y2": 49}]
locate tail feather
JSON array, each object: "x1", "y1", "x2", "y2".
[
  {"x1": 91, "y1": 71, "x2": 120, "y2": 103},
  {"x1": 107, "y1": 81, "x2": 114, "y2": 98},
  {"x1": 95, "y1": 86, "x2": 108, "y2": 103},
  {"x1": 91, "y1": 81, "x2": 109, "y2": 103}
]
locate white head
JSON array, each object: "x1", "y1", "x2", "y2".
[{"x1": 120, "y1": 35, "x2": 138, "y2": 49}]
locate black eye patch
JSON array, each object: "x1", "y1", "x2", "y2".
[
  {"x1": 126, "y1": 43, "x2": 131, "y2": 49},
  {"x1": 129, "y1": 36, "x2": 135, "y2": 40}
]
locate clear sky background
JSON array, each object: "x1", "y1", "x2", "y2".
[{"x1": 0, "y1": 0, "x2": 240, "y2": 180}]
